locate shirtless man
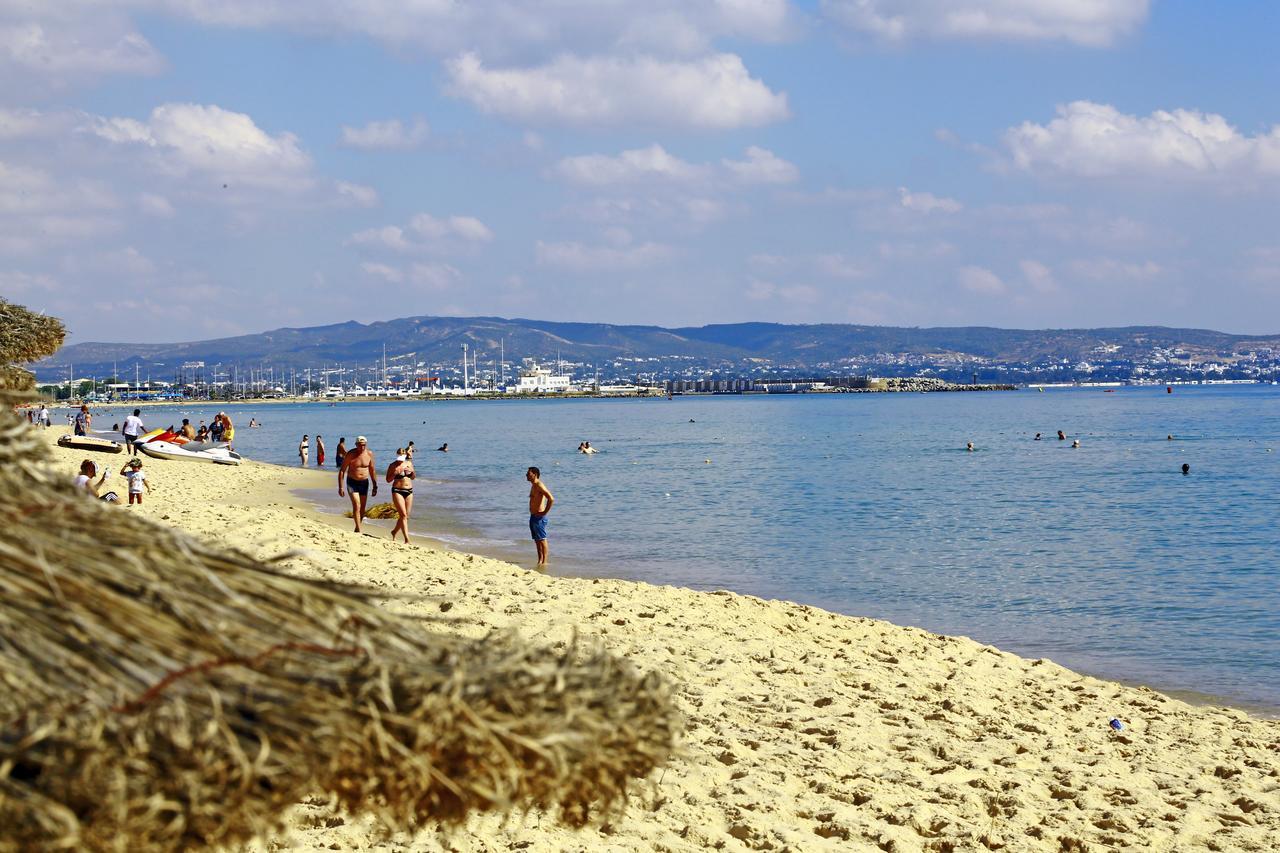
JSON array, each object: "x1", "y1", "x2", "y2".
[
  {"x1": 526, "y1": 466, "x2": 554, "y2": 566},
  {"x1": 338, "y1": 436, "x2": 377, "y2": 532}
]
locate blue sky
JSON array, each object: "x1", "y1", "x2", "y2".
[{"x1": 2, "y1": 1, "x2": 1279, "y2": 342}]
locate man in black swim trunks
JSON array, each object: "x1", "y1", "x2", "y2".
[{"x1": 338, "y1": 435, "x2": 377, "y2": 533}]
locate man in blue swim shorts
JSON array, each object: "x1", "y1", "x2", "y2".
[{"x1": 526, "y1": 466, "x2": 554, "y2": 566}]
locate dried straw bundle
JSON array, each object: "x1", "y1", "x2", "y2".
[{"x1": 0, "y1": 299, "x2": 677, "y2": 852}]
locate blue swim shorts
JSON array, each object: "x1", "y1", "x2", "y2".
[{"x1": 529, "y1": 514, "x2": 548, "y2": 541}]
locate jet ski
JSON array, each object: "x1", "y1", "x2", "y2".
[{"x1": 136, "y1": 430, "x2": 243, "y2": 465}]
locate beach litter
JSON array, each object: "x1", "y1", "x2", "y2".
[{"x1": 0, "y1": 298, "x2": 679, "y2": 852}]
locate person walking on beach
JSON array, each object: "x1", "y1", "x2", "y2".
[
  {"x1": 38, "y1": 404, "x2": 49, "y2": 428},
  {"x1": 338, "y1": 436, "x2": 377, "y2": 533},
  {"x1": 298, "y1": 434, "x2": 309, "y2": 465},
  {"x1": 335, "y1": 437, "x2": 347, "y2": 467},
  {"x1": 73, "y1": 404, "x2": 91, "y2": 436},
  {"x1": 316, "y1": 434, "x2": 326, "y2": 466},
  {"x1": 386, "y1": 446, "x2": 415, "y2": 543},
  {"x1": 526, "y1": 466, "x2": 554, "y2": 567},
  {"x1": 122, "y1": 408, "x2": 144, "y2": 455}
]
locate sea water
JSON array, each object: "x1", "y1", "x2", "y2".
[{"x1": 95, "y1": 386, "x2": 1280, "y2": 711}]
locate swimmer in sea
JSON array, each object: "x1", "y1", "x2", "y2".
[
  {"x1": 966, "y1": 442, "x2": 974, "y2": 452},
  {"x1": 1057, "y1": 430, "x2": 1066, "y2": 441},
  {"x1": 1071, "y1": 439, "x2": 1080, "y2": 448},
  {"x1": 1182, "y1": 463, "x2": 1190, "y2": 475},
  {"x1": 437, "y1": 442, "x2": 448, "y2": 452},
  {"x1": 1034, "y1": 433, "x2": 1042, "y2": 440}
]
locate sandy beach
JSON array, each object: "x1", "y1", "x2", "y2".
[{"x1": 46, "y1": 429, "x2": 1279, "y2": 851}]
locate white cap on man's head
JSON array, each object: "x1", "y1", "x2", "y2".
[{"x1": 356, "y1": 435, "x2": 367, "y2": 444}]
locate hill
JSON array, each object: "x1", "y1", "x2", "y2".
[{"x1": 31, "y1": 316, "x2": 1280, "y2": 384}]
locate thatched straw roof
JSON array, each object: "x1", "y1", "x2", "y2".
[{"x1": 0, "y1": 299, "x2": 677, "y2": 852}]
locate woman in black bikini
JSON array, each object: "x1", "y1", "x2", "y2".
[{"x1": 386, "y1": 446, "x2": 416, "y2": 543}]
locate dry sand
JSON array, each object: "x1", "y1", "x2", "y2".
[{"x1": 46, "y1": 429, "x2": 1279, "y2": 852}]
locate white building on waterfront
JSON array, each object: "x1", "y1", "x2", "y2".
[{"x1": 508, "y1": 359, "x2": 571, "y2": 393}]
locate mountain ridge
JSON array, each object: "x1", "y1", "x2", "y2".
[{"x1": 33, "y1": 315, "x2": 1280, "y2": 383}]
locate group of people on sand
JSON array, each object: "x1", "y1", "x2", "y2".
[
  {"x1": 20, "y1": 404, "x2": 51, "y2": 428},
  {"x1": 334, "y1": 436, "x2": 554, "y2": 566},
  {"x1": 74, "y1": 457, "x2": 152, "y2": 505}
]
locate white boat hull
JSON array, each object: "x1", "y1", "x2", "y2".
[{"x1": 139, "y1": 440, "x2": 243, "y2": 465}]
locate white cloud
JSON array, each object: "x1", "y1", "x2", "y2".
[
  {"x1": 0, "y1": 107, "x2": 73, "y2": 139},
  {"x1": 822, "y1": 0, "x2": 1150, "y2": 47},
  {"x1": 87, "y1": 103, "x2": 313, "y2": 190},
  {"x1": 446, "y1": 52, "x2": 788, "y2": 129},
  {"x1": 110, "y1": 0, "x2": 797, "y2": 61},
  {"x1": 745, "y1": 278, "x2": 820, "y2": 303},
  {"x1": 96, "y1": 246, "x2": 157, "y2": 277},
  {"x1": 1070, "y1": 257, "x2": 1162, "y2": 281},
  {"x1": 555, "y1": 144, "x2": 797, "y2": 190},
  {"x1": 815, "y1": 253, "x2": 868, "y2": 279},
  {"x1": 408, "y1": 261, "x2": 463, "y2": 290},
  {"x1": 138, "y1": 193, "x2": 175, "y2": 217},
  {"x1": 410, "y1": 213, "x2": 493, "y2": 242},
  {"x1": 348, "y1": 213, "x2": 493, "y2": 253},
  {"x1": 336, "y1": 181, "x2": 379, "y2": 207},
  {"x1": 957, "y1": 265, "x2": 1006, "y2": 295},
  {"x1": 555, "y1": 145, "x2": 707, "y2": 186},
  {"x1": 898, "y1": 186, "x2": 961, "y2": 213},
  {"x1": 360, "y1": 262, "x2": 404, "y2": 283},
  {"x1": 1019, "y1": 259, "x2": 1057, "y2": 293},
  {"x1": 0, "y1": 269, "x2": 57, "y2": 295},
  {"x1": 1245, "y1": 248, "x2": 1280, "y2": 283},
  {"x1": 339, "y1": 117, "x2": 429, "y2": 150},
  {"x1": 722, "y1": 146, "x2": 798, "y2": 184},
  {"x1": 0, "y1": 161, "x2": 117, "y2": 216},
  {"x1": 349, "y1": 225, "x2": 411, "y2": 252},
  {"x1": 751, "y1": 252, "x2": 869, "y2": 280},
  {"x1": 1004, "y1": 101, "x2": 1280, "y2": 182},
  {"x1": 0, "y1": 17, "x2": 164, "y2": 81},
  {"x1": 536, "y1": 240, "x2": 675, "y2": 271}
]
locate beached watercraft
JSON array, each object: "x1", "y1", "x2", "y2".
[
  {"x1": 57, "y1": 434, "x2": 123, "y2": 454},
  {"x1": 139, "y1": 439, "x2": 243, "y2": 465}
]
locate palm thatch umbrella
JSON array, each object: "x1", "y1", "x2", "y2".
[{"x1": 0, "y1": 299, "x2": 677, "y2": 852}]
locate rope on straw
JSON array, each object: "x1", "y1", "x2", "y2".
[{"x1": 0, "y1": 298, "x2": 679, "y2": 852}]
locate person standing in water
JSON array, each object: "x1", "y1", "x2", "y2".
[
  {"x1": 526, "y1": 466, "x2": 554, "y2": 567},
  {"x1": 316, "y1": 434, "x2": 326, "y2": 466},
  {"x1": 298, "y1": 434, "x2": 309, "y2": 465},
  {"x1": 386, "y1": 445, "x2": 415, "y2": 543},
  {"x1": 335, "y1": 437, "x2": 347, "y2": 467},
  {"x1": 339, "y1": 436, "x2": 377, "y2": 533}
]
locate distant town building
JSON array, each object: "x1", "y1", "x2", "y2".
[{"x1": 509, "y1": 360, "x2": 571, "y2": 393}]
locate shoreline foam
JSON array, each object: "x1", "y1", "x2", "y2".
[{"x1": 44, "y1": 428, "x2": 1279, "y2": 851}]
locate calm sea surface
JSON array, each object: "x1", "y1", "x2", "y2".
[{"x1": 89, "y1": 386, "x2": 1280, "y2": 712}]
